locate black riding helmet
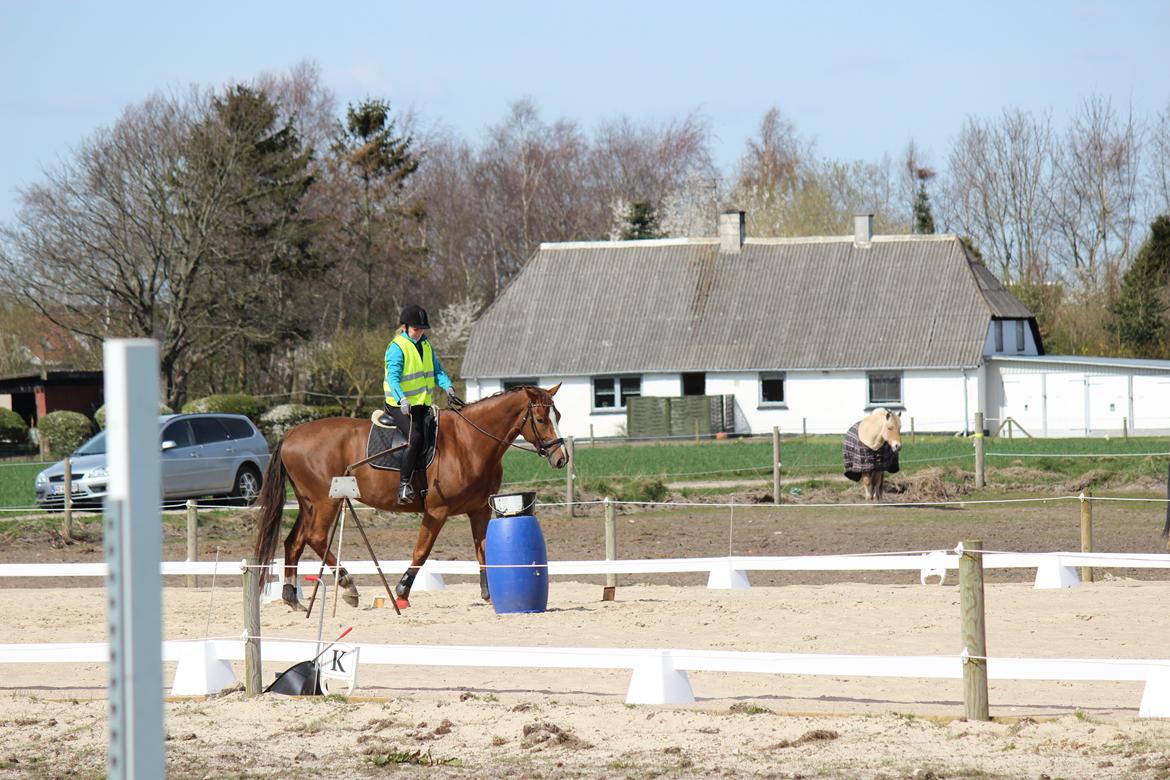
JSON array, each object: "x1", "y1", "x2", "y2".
[{"x1": 400, "y1": 304, "x2": 430, "y2": 329}]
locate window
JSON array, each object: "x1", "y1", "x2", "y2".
[
  {"x1": 592, "y1": 376, "x2": 641, "y2": 410},
  {"x1": 867, "y1": 372, "x2": 902, "y2": 407},
  {"x1": 994, "y1": 320, "x2": 1004, "y2": 352},
  {"x1": 1015, "y1": 321, "x2": 1025, "y2": 352},
  {"x1": 162, "y1": 420, "x2": 194, "y2": 449},
  {"x1": 503, "y1": 377, "x2": 538, "y2": 391},
  {"x1": 760, "y1": 372, "x2": 785, "y2": 405},
  {"x1": 681, "y1": 372, "x2": 706, "y2": 396},
  {"x1": 222, "y1": 417, "x2": 256, "y2": 440},
  {"x1": 190, "y1": 417, "x2": 231, "y2": 445}
]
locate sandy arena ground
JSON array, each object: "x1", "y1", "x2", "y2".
[{"x1": 2, "y1": 575, "x2": 1170, "y2": 778}]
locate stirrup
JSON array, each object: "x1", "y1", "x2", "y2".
[{"x1": 397, "y1": 483, "x2": 415, "y2": 504}]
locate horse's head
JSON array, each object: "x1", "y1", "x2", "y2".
[
  {"x1": 878, "y1": 408, "x2": 903, "y2": 452},
  {"x1": 519, "y1": 383, "x2": 568, "y2": 469}
]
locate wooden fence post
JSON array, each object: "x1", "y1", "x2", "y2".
[
  {"x1": 566, "y1": 436, "x2": 576, "y2": 517},
  {"x1": 589, "y1": 424, "x2": 594, "y2": 447},
  {"x1": 62, "y1": 456, "x2": 73, "y2": 540},
  {"x1": 1122, "y1": 417, "x2": 1128, "y2": 440},
  {"x1": 243, "y1": 557, "x2": 262, "y2": 697},
  {"x1": 1080, "y1": 492, "x2": 1094, "y2": 584},
  {"x1": 772, "y1": 426, "x2": 781, "y2": 506},
  {"x1": 801, "y1": 418, "x2": 807, "y2": 443},
  {"x1": 603, "y1": 497, "x2": 616, "y2": 600},
  {"x1": 186, "y1": 499, "x2": 198, "y2": 588},
  {"x1": 974, "y1": 412, "x2": 985, "y2": 489},
  {"x1": 910, "y1": 417, "x2": 916, "y2": 444},
  {"x1": 959, "y1": 539, "x2": 989, "y2": 721}
]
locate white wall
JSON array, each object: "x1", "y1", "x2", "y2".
[
  {"x1": 982, "y1": 319, "x2": 1040, "y2": 357},
  {"x1": 987, "y1": 362, "x2": 1170, "y2": 437}
]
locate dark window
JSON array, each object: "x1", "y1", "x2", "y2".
[
  {"x1": 619, "y1": 377, "x2": 641, "y2": 406},
  {"x1": 681, "y1": 372, "x2": 706, "y2": 396},
  {"x1": 592, "y1": 376, "x2": 641, "y2": 410},
  {"x1": 867, "y1": 372, "x2": 902, "y2": 406},
  {"x1": 162, "y1": 420, "x2": 194, "y2": 449},
  {"x1": 503, "y1": 377, "x2": 538, "y2": 391},
  {"x1": 994, "y1": 320, "x2": 1004, "y2": 352},
  {"x1": 190, "y1": 417, "x2": 231, "y2": 445},
  {"x1": 1015, "y1": 320, "x2": 1025, "y2": 351},
  {"x1": 760, "y1": 372, "x2": 785, "y2": 404},
  {"x1": 222, "y1": 417, "x2": 256, "y2": 440}
]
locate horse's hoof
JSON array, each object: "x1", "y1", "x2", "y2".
[
  {"x1": 285, "y1": 601, "x2": 306, "y2": 612},
  {"x1": 343, "y1": 593, "x2": 359, "y2": 608},
  {"x1": 395, "y1": 598, "x2": 410, "y2": 610}
]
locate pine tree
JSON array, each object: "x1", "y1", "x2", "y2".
[
  {"x1": 912, "y1": 179, "x2": 936, "y2": 235},
  {"x1": 1109, "y1": 215, "x2": 1170, "y2": 357},
  {"x1": 619, "y1": 200, "x2": 661, "y2": 240}
]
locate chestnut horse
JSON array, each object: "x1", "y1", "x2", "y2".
[
  {"x1": 253, "y1": 385, "x2": 568, "y2": 610},
  {"x1": 842, "y1": 408, "x2": 904, "y2": 501}
]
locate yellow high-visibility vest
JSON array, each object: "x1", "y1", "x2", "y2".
[{"x1": 385, "y1": 332, "x2": 436, "y2": 406}]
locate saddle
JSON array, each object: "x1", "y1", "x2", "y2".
[{"x1": 365, "y1": 409, "x2": 439, "y2": 472}]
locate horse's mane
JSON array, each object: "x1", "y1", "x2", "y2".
[{"x1": 459, "y1": 385, "x2": 546, "y2": 410}]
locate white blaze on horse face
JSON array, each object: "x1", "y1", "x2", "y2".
[{"x1": 547, "y1": 409, "x2": 568, "y2": 468}]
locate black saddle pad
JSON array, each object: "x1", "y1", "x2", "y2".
[{"x1": 366, "y1": 410, "x2": 438, "y2": 471}]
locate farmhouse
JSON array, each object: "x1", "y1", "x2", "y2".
[{"x1": 461, "y1": 212, "x2": 1170, "y2": 438}]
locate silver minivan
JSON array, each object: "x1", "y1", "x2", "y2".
[{"x1": 34, "y1": 413, "x2": 271, "y2": 509}]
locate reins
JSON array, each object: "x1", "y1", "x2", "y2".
[{"x1": 447, "y1": 399, "x2": 564, "y2": 458}]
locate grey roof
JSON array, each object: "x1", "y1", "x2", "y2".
[{"x1": 462, "y1": 234, "x2": 1040, "y2": 378}]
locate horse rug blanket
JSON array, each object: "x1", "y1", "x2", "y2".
[
  {"x1": 365, "y1": 410, "x2": 438, "y2": 471},
  {"x1": 842, "y1": 422, "x2": 900, "y2": 482}
]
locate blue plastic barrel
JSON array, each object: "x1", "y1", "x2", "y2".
[{"x1": 484, "y1": 514, "x2": 548, "y2": 614}]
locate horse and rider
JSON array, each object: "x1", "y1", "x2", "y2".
[
  {"x1": 253, "y1": 303, "x2": 568, "y2": 610},
  {"x1": 381, "y1": 304, "x2": 463, "y2": 505}
]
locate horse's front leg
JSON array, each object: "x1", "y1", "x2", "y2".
[
  {"x1": 874, "y1": 470, "x2": 885, "y2": 501},
  {"x1": 861, "y1": 472, "x2": 874, "y2": 502},
  {"x1": 396, "y1": 507, "x2": 451, "y2": 607},
  {"x1": 468, "y1": 505, "x2": 493, "y2": 602}
]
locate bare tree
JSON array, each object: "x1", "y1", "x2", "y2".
[
  {"x1": 941, "y1": 109, "x2": 1056, "y2": 283},
  {"x1": 1050, "y1": 95, "x2": 1140, "y2": 290},
  {"x1": 1151, "y1": 100, "x2": 1170, "y2": 219}
]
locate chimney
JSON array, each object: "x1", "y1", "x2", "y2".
[
  {"x1": 853, "y1": 213, "x2": 874, "y2": 248},
  {"x1": 719, "y1": 210, "x2": 746, "y2": 253}
]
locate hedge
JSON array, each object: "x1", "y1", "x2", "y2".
[
  {"x1": 260, "y1": 403, "x2": 345, "y2": 442},
  {"x1": 95, "y1": 402, "x2": 174, "y2": 430},
  {"x1": 37, "y1": 411, "x2": 94, "y2": 457},
  {"x1": 0, "y1": 408, "x2": 28, "y2": 444},
  {"x1": 181, "y1": 393, "x2": 265, "y2": 420}
]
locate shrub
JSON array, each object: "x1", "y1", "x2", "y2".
[
  {"x1": 181, "y1": 393, "x2": 264, "y2": 420},
  {"x1": 260, "y1": 403, "x2": 342, "y2": 441},
  {"x1": 0, "y1": 408, "x2": 29, "y2": 444},
  {"x1": 37, "y1": 411, "x2": 93, "y2": 457},
  {"x1": 95, "y1": 402, "x2": 174, "y2": 430}
]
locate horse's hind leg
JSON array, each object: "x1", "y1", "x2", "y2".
[
  {"x1": 281, "y1": 497, "x2": 313, "y2": 611},
  {"x1": 396, "y1": 507, "x2": 451, "y2": 605},
  {"x1": 468, "y1": 505, "x2": 492, "y2": 602},
  {"x1": 874, "y1": 471, "x2": 885, "y2": 501}
]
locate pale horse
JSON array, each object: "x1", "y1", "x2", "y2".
[{"x1": 842, "y1": 408, "x2": 904, "y2": 501}]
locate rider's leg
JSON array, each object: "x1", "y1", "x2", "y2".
[{"x1": 397, "y1": 406, "x2": 424, "y2": 504}]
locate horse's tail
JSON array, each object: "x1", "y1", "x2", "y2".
[{"x1": 253, "y1": 439, "x2": 289, "y2": 573}]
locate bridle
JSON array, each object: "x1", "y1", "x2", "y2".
[{"x1": 449, "y1": 400, "x2": 565, "y2": 458}]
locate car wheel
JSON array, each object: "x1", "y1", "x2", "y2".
[{"x1": 230, "y1": 464, "x2": 262, "y2": 506}]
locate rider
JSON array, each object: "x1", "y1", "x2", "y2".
[{"x1": 384, "y1": 304, "x2": 463, "y2": 504}]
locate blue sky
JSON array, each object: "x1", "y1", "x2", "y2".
[{"x1": 1, "y1": 1, "x2": 1167, "y2": 227}]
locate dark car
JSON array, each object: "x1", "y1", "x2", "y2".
[{"x1": 34, "y1": 413, "x2": 270, "y2": 508}]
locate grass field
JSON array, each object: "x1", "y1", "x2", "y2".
[{"x1": 1, "y1": 434, "x2": 1167, "y2": 510}]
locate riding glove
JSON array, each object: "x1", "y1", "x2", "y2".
[
  {"x1": 447, "y1": 390, "x2": 464, "y2": 408},
  {"x1": 399, "y1": 398, "x2": 410, "y2": 414}
]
